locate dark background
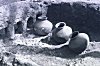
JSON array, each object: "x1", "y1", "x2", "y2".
[{"x1": 47, "y1": 2, "x2": 100, "y2": 41}]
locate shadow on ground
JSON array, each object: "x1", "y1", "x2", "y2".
[
  {"x1": 79, "y1": 51, "x2": 100, "y2": 58},
  {"x1": 39, "y1": 45, "x2": 79, "y2": 59}
]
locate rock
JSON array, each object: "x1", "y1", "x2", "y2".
[
  {"x1": 0, "y1": 21, "x2": 8, "y2": 30},
  {"x1": 69, "y1": 32, "x2": 90, "y2": 54}
]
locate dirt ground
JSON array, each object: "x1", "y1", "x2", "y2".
[{"x1": 0, "y1": 34, "x2": 100, "y2": 66}]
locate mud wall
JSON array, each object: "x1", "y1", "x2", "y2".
[
  {"x1": 47, "y1": 2, "x2": 100, "y2": 41},
  {"x1": 0, "y1": 0, "x2": 22, "y2": 6}
]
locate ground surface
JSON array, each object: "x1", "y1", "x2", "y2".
[{"x1": 0, "y1": 34, "x2": 100, "y2": 66}]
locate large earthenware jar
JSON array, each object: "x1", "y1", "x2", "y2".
[
  {"x1": 69, "y1": 32, "x2": 89, "y2": 54},
  {"x1": 51, "y1": 22, "x2": 72, "y2": 44},
  {"x1": 33, "y1": 17, "x2": 53, "y2": 36}
]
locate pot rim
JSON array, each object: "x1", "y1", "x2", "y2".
[{"x1": 55, "y1": 22, "x2": 66, "y2": 28}]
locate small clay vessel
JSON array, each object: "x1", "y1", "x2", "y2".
[
  {"x1": 69, "y1": 31, "x2": 90, "y2": 54},
  {"x1": 51, "y1": 22, "x2": 72, "y2": 45},
  {"x1": 33, "y1": 17, "x2": 53, "y2": 36}
]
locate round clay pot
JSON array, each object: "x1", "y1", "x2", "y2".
[
  {"x1": 51, "y1": 22, "x2": 72, "y2": 44},
  {"x1": 33, "y1": 18, "x2": 53, "y2": 36},
  {"x1": 69, "y1": 32, "x2": 89, "y2": 54}
]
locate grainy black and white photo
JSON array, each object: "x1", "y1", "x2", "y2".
[{"x1": 0, "y1": 0, "x2": 100, "y2": 66}]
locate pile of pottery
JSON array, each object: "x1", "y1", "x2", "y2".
[{"x1": 33, "y1": 17, "x2": 90, "y2": 54}]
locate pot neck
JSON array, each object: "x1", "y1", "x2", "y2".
[{"x1": 71, "y1": 31, "x2": 79, "y2": 39}]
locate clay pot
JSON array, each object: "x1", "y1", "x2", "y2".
[
  {"x1": 69, "y1": 32, "x2": 89, "y2": 54},
  {"x1": 51, "y1": 22, "x2": 72, "y2": 44},
  {"x1": 33, "y1": 17, "x2": 53, "y2": 36}
]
